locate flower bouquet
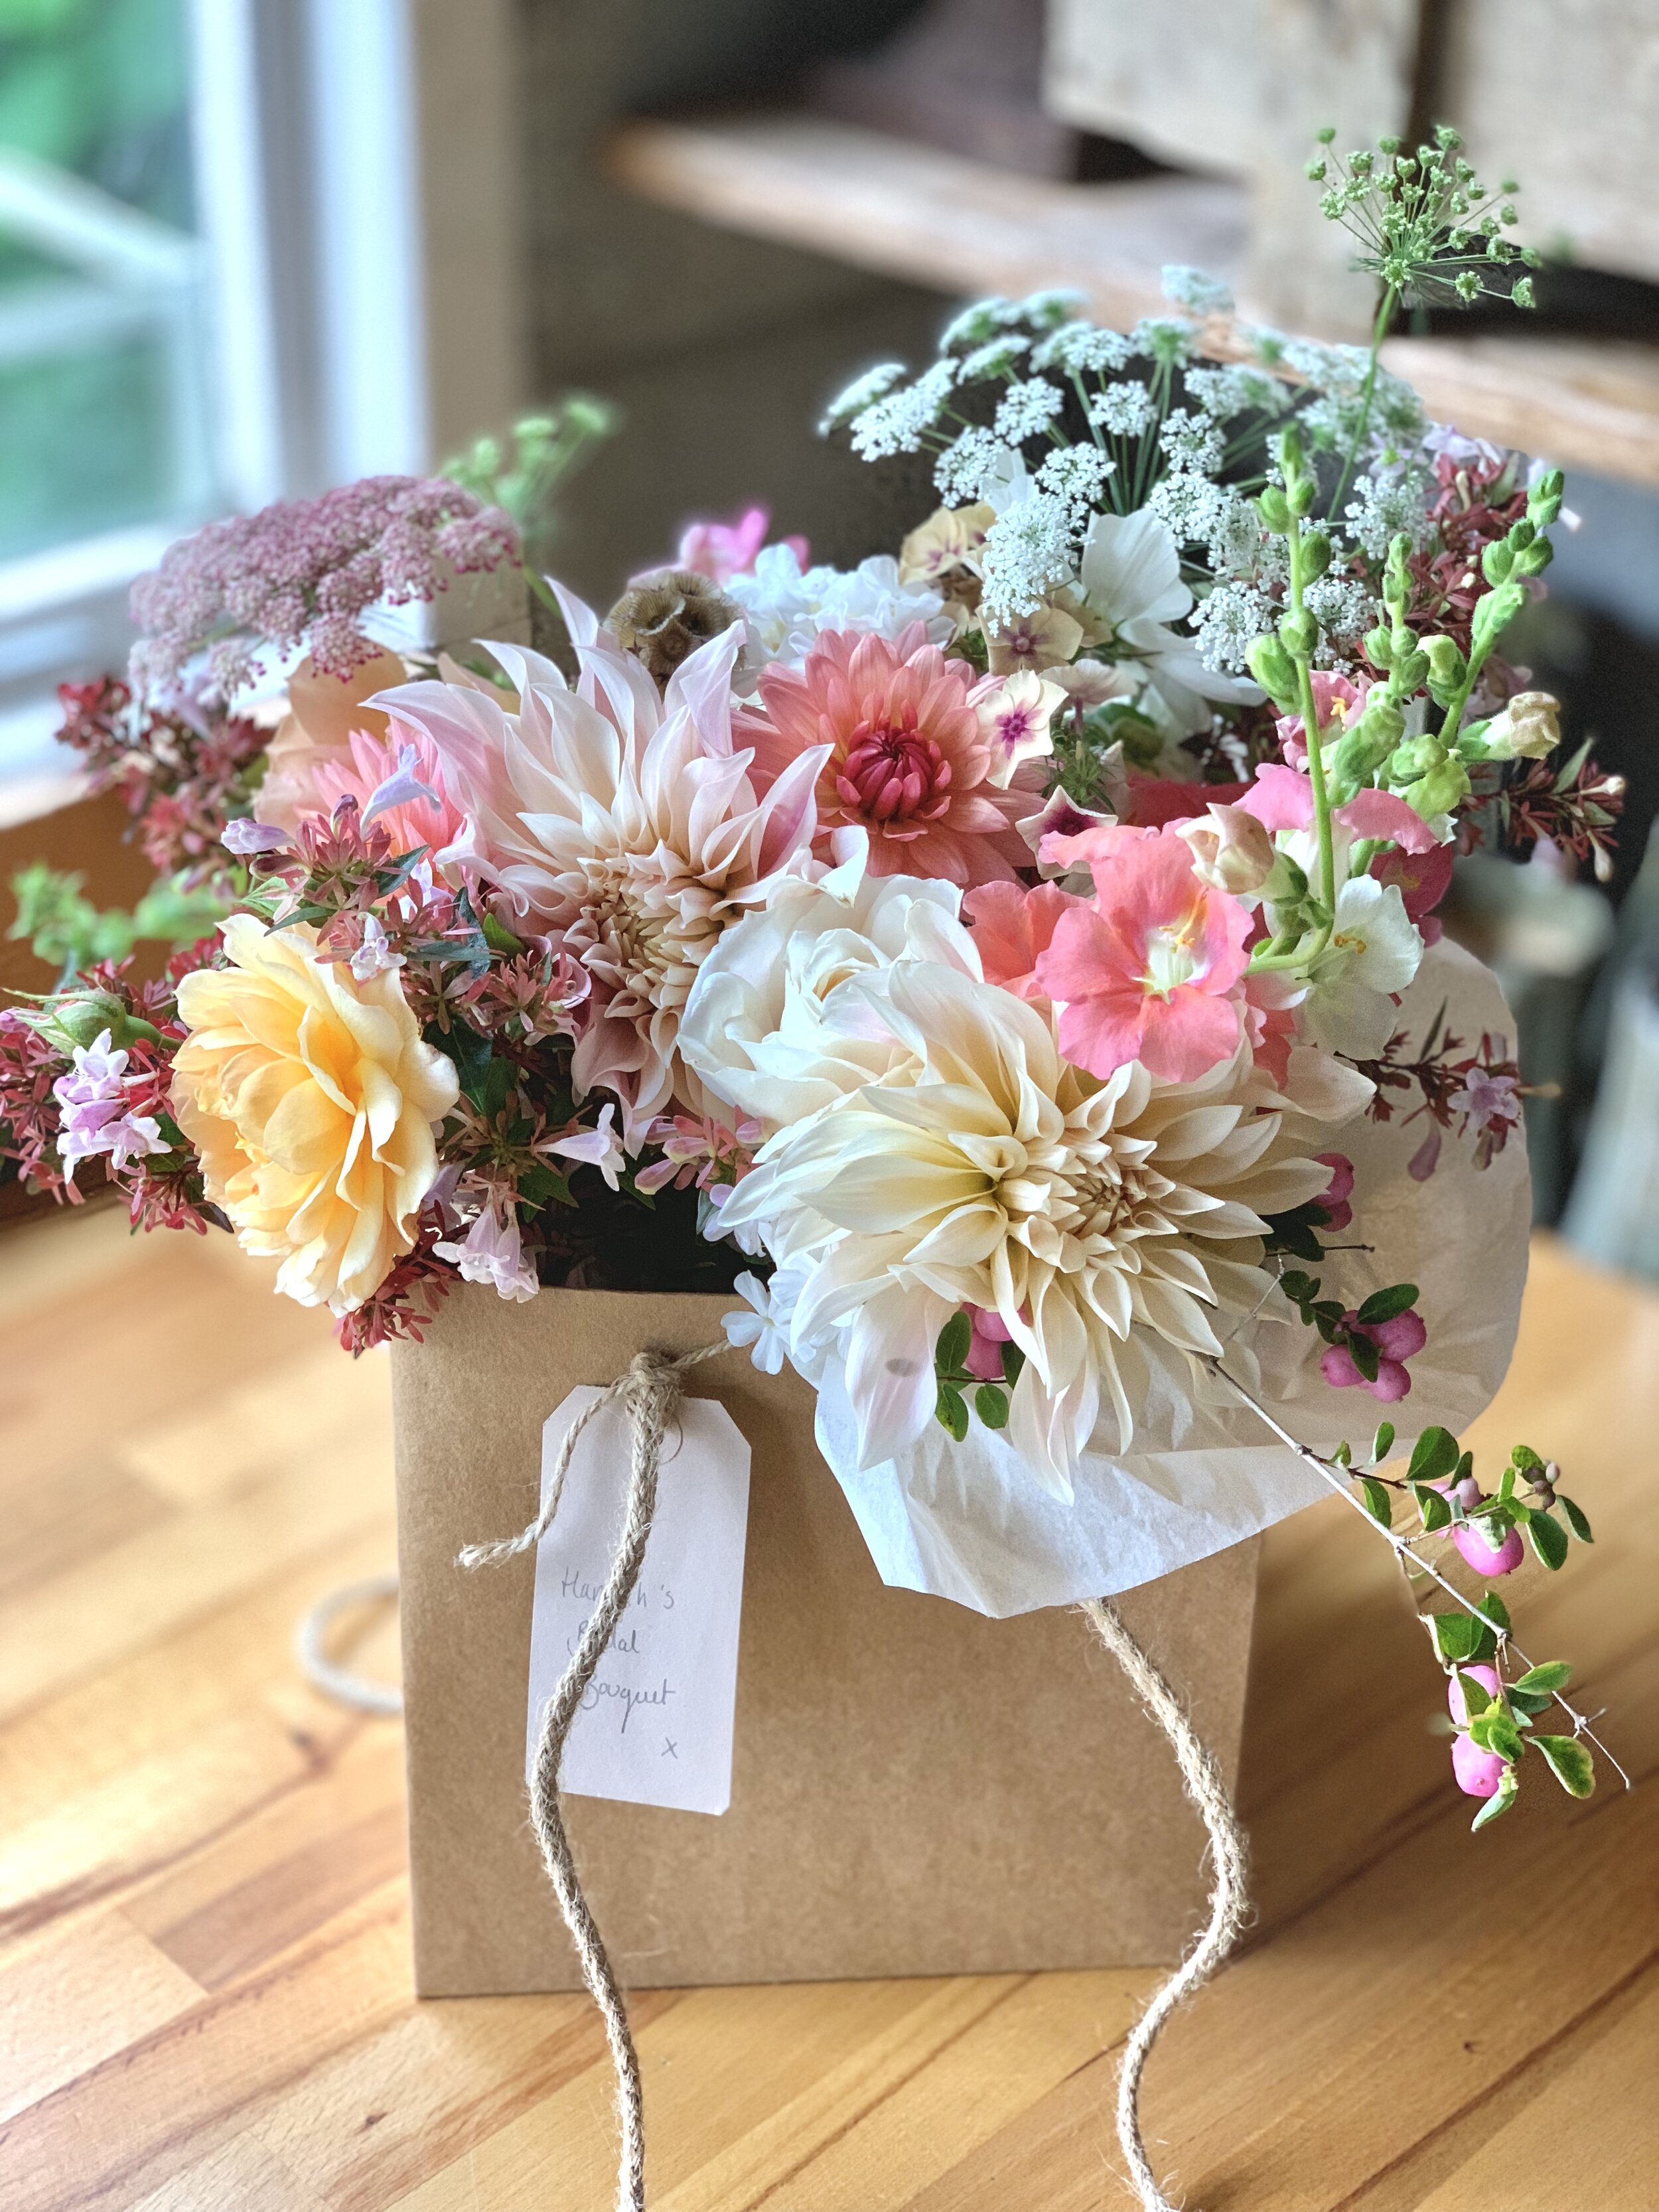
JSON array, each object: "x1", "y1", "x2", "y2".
[{"x1": 1, "y1": 134, "x2": 1627, "y2": 2212}]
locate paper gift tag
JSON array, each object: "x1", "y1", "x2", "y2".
[{"x1": 524, "y1": 1386, "x2": 751, "y2": 1815}]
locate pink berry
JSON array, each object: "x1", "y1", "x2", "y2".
[
  {"x1": 1453, "y1": 1521, "x2": 1524, "y2": 1577},
  {"x1": 1446, "y1": 1662, "x2": 1502, "y2": 1726},
  {"x1": 1451, "y1": 1731, "x2": 1509, "y2": 1798}
]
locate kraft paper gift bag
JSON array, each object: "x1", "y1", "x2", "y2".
[{"x1": 391, "y1": 1284, "x2": 1261, "y2": 1995}]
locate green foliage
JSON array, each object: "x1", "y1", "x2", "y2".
[
  {"x1": 933, "y1": 1310, "x2": 1024, "y2": 1439},
  {"x1": 1534, "y1": 1735, "x2": 1595, "y2": 1798},
  {"x1": 441, "y1": 399, "x2": 618, "y2": 574},
  {"x1": 7, "y1": 861, "x2": 229, "y2": 976},
  {"x1": 1309, "y1": 124, "x2": 1539, "y2": 312}
]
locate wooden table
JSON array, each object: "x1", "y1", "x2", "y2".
[{"x1": 1, "y1": 1209, "x2": 1654, "y2": 2211}]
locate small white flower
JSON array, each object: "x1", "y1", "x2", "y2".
[
  {"x1": 349, "y1": 914, "x2": 405, "y2": 982},
  {"x1": 1300, "y1": 877, "x2": 1425, "y2": 1059},
  {"x1": 978, "y1": 492, "x2": 1078, "y2": 631},
  {"x1": 992, "y1": 376, "x2": 1065, "y2": 443},
  {"x1": 547, "y1": 1102, "x2": 625, "y2": 1191},
  {"x1": 723, "y1": 1270, "x2": 790, "y2": 1374},
  {"x1": 1034, "y1": 443, "x2": 1116, "y2": 517},
  {"x1": 1088, "y1": 382, "x2": 1155, "y2": 437},
  {"x1": 1033, "y1": 322, "x2": 1135, "y2": 376},
  {"x1": 847, "y1": 360, "x2": 957, "y2": 459},
  {"x1": 435, "y1": 1201, "x2": 540, "y2": 1302},
  {"x1": 1158, "y1": 407, "x2": 1224, "y2": 475},
  {"x1": 958, "y1": 333, "x2": 1032, "y2": 382},
  {"x1": 725, "y1": 546, "x2": 950, "y2": 678},
  {"x1": 819, "y1": 361, "x2": 905, "y2": 433},
  {"x1": 1161, "y1": 265, "x2": 1233, "y2": 316},
  {"x1": 975, "y1": 670, "x2": 1065, "y2": 788}
]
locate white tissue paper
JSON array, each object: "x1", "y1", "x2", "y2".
[{"x1": 812, "y1": 938, "x2": 1531, "y2": 1617}]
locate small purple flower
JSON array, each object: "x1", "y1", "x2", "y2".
[
  {"x1": 547, "y1": 1104, "x2": 624, "y2": 1191},
  {"x1": 222, "y1": 818, "x2": 291, "y2": 855},
  {"x1": 348, "y1": 914, "x2": 405, "y2": 982},
  {"x1": 362, "y1": 743, "x2": 442, "y2": 827},
  {"x1": 1450, "y1": 1066, "x2": 1521, "y2": 1134},
  {"x1": 52, "y1": 1030, "x2": 167, "y2": 1173},
  {"x1": 435, "y1": 1200, "x2": 540, "y2": 1302}
]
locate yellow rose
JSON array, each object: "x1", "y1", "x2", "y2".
[{"x1": 171, "y1": 914, "x2": 460, "y2": 1311}]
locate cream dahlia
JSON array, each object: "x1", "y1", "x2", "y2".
[
  {"x1": 737, "y1": 624, "x2": 1039, "y2": 888},
  {"x1": 719, "y1": 956, "x2": 1357, "y2": 1493},
  {"x1": 381, "y1": 594, "x2": 826, "y2": 1140}
]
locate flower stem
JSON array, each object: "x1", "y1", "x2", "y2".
[
  {"x1": 1286, "y1": 516, "x2": 1337, "y2": 964},
  {"x1": 1330, "y1": 285, "x2": 1398, "y2": 520},
  {"x1": 1202, "y1": 1357, "x2": 1632, "y2": 1791}
]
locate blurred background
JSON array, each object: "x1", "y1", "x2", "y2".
[{"x1": 1, "y1": 0, "x2": 1657, "y2": 1262}]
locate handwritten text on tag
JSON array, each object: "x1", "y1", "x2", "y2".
[{"x1": 524, "y1": 1386, "x2": 750, "y2": 1815}]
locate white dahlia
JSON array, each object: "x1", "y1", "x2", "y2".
[
  {"x1": 382, "y1": 591, "x2": 827, "y2": 1140},
  {"x1": 719, "y1": 957, "x2": 1357, "y2": 1495}
]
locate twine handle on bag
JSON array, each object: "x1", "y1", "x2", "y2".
[
  {"x1": 1080, "y1": 1599, "x2": 1251, "y2": 2212},
  {"x1": 459, "y1": 1341, "x2": 729, "y2": 2212}
]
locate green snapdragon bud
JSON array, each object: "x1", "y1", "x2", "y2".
[
  {"x1": 1402, "y1": 757, "x2": 1471, "y2": 818},
  {"x1": 1422, "y1": 633, "x2": 1468, "y2": 701},
  {"x1": 1278, "y1": 607, "x2": 1319, "y2": 660},
  {"x1": 1301, "y1": 530, "x2": 1333, "y2": 580},
  {"x1": 1256, "y1": 486, "x2": 1291, "y2": 532},
  {"x1": 1246, "y1": 634, "x2": 1299, "y2": 707}
]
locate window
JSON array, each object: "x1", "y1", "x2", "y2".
[{"x1": 0, "y1": 0, "x2": 524, "y2": 802}]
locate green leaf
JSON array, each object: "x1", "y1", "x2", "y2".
[
  {"x1": 1471, "y1": 1769, "x2": 1519, "y2": 1830},
  {"x1": 1279, "y1": 1270, "x2": 1319, "y2": 1305},
  {"x1": 1359, "y1": 1475, "x2": 1393, "y2": 1528},
  {"x1": 1559, "y1": 1495, "x2": 1594, "y2": 1544},
  {"x1": 1333, "y1": 1439, "x2": 1352, "y2": 1467},
  {"x1": 1528, "y1": 1512, "x2": 1569, "y2": 1572},
  {"x1": 935, "y1": 1385, "x2": 970, "y2": 1443},
  {"x1": 936, "y1": 1311, "x2": 972, "y2": 1375},
  {"x1": 1407, "y1": 1426, "x2": 1461, "y2": 1485},
  {"x1": 974, "y1": 1383, "x2": 1010, "y2": 1431},
  {"x1": 1508, "y1": 1688, "x2": 1554, "y2": 1720},
  {"x1": 1476, "y1": 1591, "x2": 1511, "y2": 1635},
  {"x1": 1348, "y1": 1332, "x2": 1381, "y2": 1383},
  {"x1": 1356, "y1": 1282, "x2": 1419, "y2": 1325},
  {"x1": 1431, "y1": 1612, "x2": 1488, "y2": 1664},
  {"x1": 1510, "y1": 1443, "x2": 1545, "y2": 1472},
  {"x1": 1471, "y1": 1709, "x2": 1526, "y2": 1765},
  {"x1": 1513, "y1": 1661, "x2": 1571, "y2": 1698},
  {"x1": 999, "y1": 1339, "x2": 1026, "y2": 1386},
  {"x1": 1453, "y1": 1668, "x2": 1498, "y2": 1725},
  {"x1": 1372, "y1": 1420, "x2": 1396, "y2": 1463},
  {"x1": 1533, "y1": 1734, "x2": 1595, "y2": 1798},
  {"x1": 1411, "y1": 1483, "x2": 1451, "y2": 1532}
]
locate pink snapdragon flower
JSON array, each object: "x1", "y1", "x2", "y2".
[
  {"x1": 1319, "y1": 1305, "x2": 1427, "y2": 1402},
  {"x1": 1240, "y1": 762, "x2": 1438, "y2": 853},
  {"x1": 1026, "y1": 824, "x2": 1254, "y2": 1081},
  {"x1": 964, "y1": 878, "x2": 1076, "y2": 1003},
  {"x1": 1274, "y1": 671, "x2": 1366, "y2": 771},
  {"x1": 52, "y1": 1031, "x2": 168, "y2": 1173},
  {"x1": 738, "y1": 624, "x2": 1037, "y2": 887},
  {"x1": 674, "y1": 505, "x2": 808, "y2": 585},
  {"x1": 1371, "y1": 839, "x2": 1453, "y2": 943},
  {"x1": 963, "y1": 1303, "x2": 1015, "y2": 1382}
]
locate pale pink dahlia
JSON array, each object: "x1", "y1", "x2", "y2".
[
  {"x1": 380, "y1": 591, "x2": 826, "y2": 1141},
  {"x1": 737, "y1": 623, "x2": 1035, "y2": 886}
]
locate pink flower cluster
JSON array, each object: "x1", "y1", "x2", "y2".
[{"x1": 129, "y1": 477, "x2": 518, "y2": 701}]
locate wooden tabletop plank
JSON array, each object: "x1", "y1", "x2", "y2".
[{"x1": 0, "y1": 1211, "x2": 1652, "y2": 2209}]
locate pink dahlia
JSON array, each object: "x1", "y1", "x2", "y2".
[
  {"x1": 1031, "y1": 824, "x2": 1253, "y2": 1082},
  {"x1": 737, "y1": 624, "x2": 1035, "y2": 887},
  {"x1": 311, "y1": 725, "x2": 467, "y2": 857}
]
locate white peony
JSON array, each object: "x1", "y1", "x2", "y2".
[{"x1": 677, "y1": 836, "x2": 975, "y2": 1131}]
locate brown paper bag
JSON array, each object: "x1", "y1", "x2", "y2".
[{"x1": 392, "y1": 1282, "x2": 1260, "y2": 1994}]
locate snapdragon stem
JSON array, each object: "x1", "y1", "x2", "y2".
[
  {"x1": 1287, "y1": 512, "x2": 1338, "y2": 964},
  {"x1": 1202, "y1": 1357, "x2": 1632, "y2": 1791}
]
